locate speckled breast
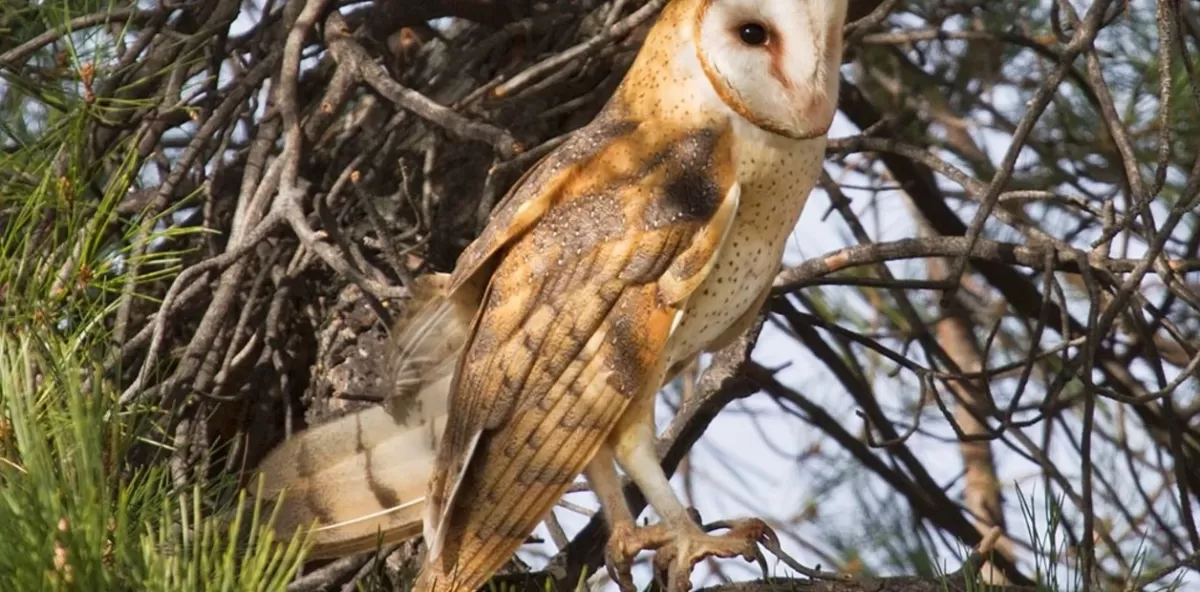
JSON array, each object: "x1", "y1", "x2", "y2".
[{"x1": 666, "y1": 129, "x2": 827, "y2": 365}]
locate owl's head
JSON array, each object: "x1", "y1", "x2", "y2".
[
  {"x1": 693, "y1": 0, "x2": 847, "y2": 138},
  {"x1": 624, "y1": 0, "x2": 847, "y2": 140}
]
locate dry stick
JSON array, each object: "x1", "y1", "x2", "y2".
[
  {"x1": 746, "y1": 359, "x2": 1038, "y2": 588},
  {"x1": 119, "y1": 7, "x2": 293, "y2": 408},
  {"x1": 944, "y1": 526, "x2": 1004, "y2": 581},
  {"x1": 491, "y1": 0, "x2": 667, "y2": 98},
  {"x1": 338, "y1": 544, "x2": 404, "y2": 592},
  {"x1": 1075, "y1": 246, "x2": 1105, "y2": 592},
  {"x1": 323, "y1": 12, "x2": 520, "y2": 158},
  {"x1": 772, "y1": 236, "x2": 1200, "y2": 294},
  {"x1": 816, "y1": 172, "x2": 974, "y2": 446},
  {"x1": 770, "y1": 303, "x2": 1087, "y2": 389},
  {"x1": 273, "y1": 3, "x2": 409, "y2": 301},
  {"x1": 941, "y1": 0, "x2": 1113, "y2": 307},
  {"x1": 843, "y1": 0, "x2": 901, "y2": 43},
  {"x1": 827, "y1": 135, "x2": 1092, "y2": 251},
  {"x1": 544, "y1": 512, "x2": 571, "y2": 551},
  {"x1": 1083, "y1": 69, "x2": 1200, "y2": 361},
  {"x1": 287, "y1": 553, "x2": 374, "y2": 592},
  {"x1": 771, "y1": 237, "x2": 1192, "y2": 412},
  {"x1": 774, "y1": 232, "x2": 1198, "y2": 415},
  {"x1": 277, "y1": 0, "x2": 331, "y2": 187},
  {"x1": 604, "y1": 0, "x2": 633, "y2": 28},
  {"x1": 1073, "y1": 2, "x2": 1157, "y2": 251},
  {"x1": 283, "y1": 157, "x2": 408, "y2": 301},
  {"x1": 474, "y1": 132, "x2": 571, "y2": 230},
  {"x1": 0, "y1": 7, "x2": 160, "y2": 66},
  {"x1": 1002, "y1": 253, "x2": 1057, "y2": 424},
  {"x1": 118, "y1": 157, "x2": 286, "y2": 407},
  {"x1": 112, "y1": 51, "x2": 280, "y2": 347},
  {"x1": 927, "y1": 249, "x2": 1012, "y2": 585},
  {"x1": 212, "y1": 246, "x2": 287, "y2": 400},
  {"x1": 1149, "y1": 0, "x2": 1178, "y2": 198}
]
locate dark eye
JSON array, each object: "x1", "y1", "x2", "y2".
[{"x1": 737, "y1": 22, "x2": 768, "y2": 46}]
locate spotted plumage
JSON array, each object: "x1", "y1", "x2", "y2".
[
  {"x1": 418, "y1": 1, "x2": 847, "y2": 591},
  {"x1": 253, "y1": 0, "x2": 847, "y2": 589}
]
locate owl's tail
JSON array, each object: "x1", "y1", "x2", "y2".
[
  {"x1": 253, "y1": 274, "x2": 473, "y2": 559},
  {"x1": 253, "y1": 387, "x2": 448, "y2": 558}
]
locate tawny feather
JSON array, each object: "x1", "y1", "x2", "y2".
[
  {"x1": 255, "y1": 274, "x2": 474, "y2": 558},
  {"x1": 258, "y1": 0, "x2": 847, "y2": 587},
  {"x1": 414, "y1": 112, "x2": 742, "y2": 591},
  {"x1": 413, "y1": 0, "x2": 847, "y2": 589}
]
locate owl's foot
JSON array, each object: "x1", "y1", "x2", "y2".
[
  {"x1": 602, "y1": 514, "x2": 774, "y2": 592},
  {"x1": 603, "y1": 521, "x2": 671, "y2": 592},
  {"x1": 651, "y1": 517, "x2": 774, "y2": 592}
]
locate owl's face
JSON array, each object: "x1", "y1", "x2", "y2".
[{"x1": 692, "y1": 0, "x2": 847, "y2": 139}]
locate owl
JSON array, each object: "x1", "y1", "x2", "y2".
[{"x1": 255, "y1": 0, "x2": 848, "y2": 590}]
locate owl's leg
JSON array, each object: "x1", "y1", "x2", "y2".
[
  {"x1": 584, "y1": 445, "x2": 644, "y2": 592},
  {"x1": 613, "y1": 421, "x2": 772, "y2": 592}
]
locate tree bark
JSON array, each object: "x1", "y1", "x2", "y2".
[{"x1": 698, "y1": 575, "x2": 1039, "y2": 592}]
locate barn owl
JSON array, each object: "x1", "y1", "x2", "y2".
[{"x1": 255, "y1": 0, "x2": 847, "y2": 589}]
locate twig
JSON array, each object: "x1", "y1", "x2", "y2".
[
  {"x1": 0, "y1": 7, "x2": 160, "y2": 67},
  {"x1": 324, "y1": 12, "x2": 521, "y2": 158},
  {"x1": 491, "y1": 0, "x2": 666, "y2": 98}
]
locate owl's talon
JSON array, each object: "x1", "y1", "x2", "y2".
[
  {"x1": 602, "y1": 517, "x2": 774, "y2": 591},
  {"x1": 604, "y1": 557, "x2": 634, "y2": 592},
  {"x1": 604, "y1": 543, "x2": 637, "y2": 592},
  {"x1": 604, "y1": 522, "x2": 672, "y2": 592},
  {"x1": 703, "y1": 518, "x2": 775, "y2": 578},
  {"x1": 651, "y1": 517, "x2": 774, "y2": 592}
]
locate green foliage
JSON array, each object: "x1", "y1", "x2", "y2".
[
  {"x1": 0, "y1": 327, "x2": 310, "y2": 590},
  {"x1": 1015, "y1": 484, "x2": 1081, "y2": 592},
  {"x1": 0, "y1": 42, "x2": 311, "y2": 589}
]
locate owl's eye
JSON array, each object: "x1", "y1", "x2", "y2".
[{"x1": 736, "y1": 22, "x2": 769, "y2": 46}]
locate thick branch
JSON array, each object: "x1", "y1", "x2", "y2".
[
  {"x1": 772, "y1": 236, "x2": 1200, "y2": 293},
  {"x1": 698, "y1": 576, "x2": 1038, "y2": 592}
]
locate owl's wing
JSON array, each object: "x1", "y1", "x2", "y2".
[
  {"x1": 419, "y1": 116, "x2": 740, "y2": 591},
  {"x1": 417, "y1": 113, "x2": 640, "y2": 546}
]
